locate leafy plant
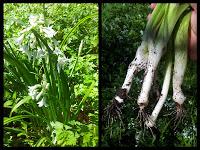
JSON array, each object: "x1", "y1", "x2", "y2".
[{"x1": 4, "y1": 3, "x2": 98, "y2": 147}]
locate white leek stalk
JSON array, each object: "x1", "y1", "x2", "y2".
[
  {"x1": 173, "y1": 12, "x2": 191, "y2": 105},
  {"x1": 172, "y1": 11, "x2": 191, "y2": 128},
  {"x1": 145, "y1": 58, "x2": 172, "y2": 127},
  {"x1": 137, "y1": 4, "x2": 190, "y2": 111},
  {"x1": 107, "y1": 3, "x2": 192, "y2": 133}
]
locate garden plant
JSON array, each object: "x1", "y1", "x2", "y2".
[{"x1": 4, "y1": 3, "x2": 98, "y2": 147}]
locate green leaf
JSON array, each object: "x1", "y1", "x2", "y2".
[
  {"x1": 54, "y1": 121, "x2": 64, "y2": 130},
  {"x1": 9, "y1": 96, "x2": 32, "y2": 117},
  {"x1": 83, "y1": 132, "x2": 92, "y2": 146},
  {"x1": 68, "y1": 120, "x2": 82, "y2": 126},
  {"x1": 4, "y1": 44, "x2": 36, "y2": 85},
  {"x1": 12, "y1": 91, "x2": 17, "y2": 99},
  {"x1": 4, "y1": 127, "x2": 24, "y2": 133},
  {"x1": 69, "y1": 40, "x2": 83, "y2": 77},
  {"x1": 64, "y1": 125, "x2": 72, "y2": 130},
  {"x1": 60, "y1": 14, "x2": 97, "y2": 50},
  {"x1": 73, "y1": 81, "x2": 96, "y2": 119},
  {"x1": 4, "y1": 115, "x2": 34, "y2": 125},
  {"x1": 35, "y1": 137, "x2": 49, "y2": 147},
  {"x1": 4, "y1": 100, "x2": 13, "y2": 108},
  {"x1": 17, "y1": 132, "x2": 26, "y2": 137},
  {"x1": 65, "y1": 131, "x2": 78, "y2": 146},
  {"x1": 58, "y1": 69, "x2": 71, "y2": 122}
]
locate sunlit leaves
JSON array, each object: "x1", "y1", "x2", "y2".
[{"x1": 4, "y1": 3, "x2": 98, "y2": 147}]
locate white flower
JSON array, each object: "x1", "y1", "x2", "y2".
[
  {"x1": 15, "y1": 34, "x2": 24, "y2": 45},
  {"x1": 37, "y1": 47, "x2": 46, "y2": 58},
  {"x1": 53, "y1": 38, "x2": 59, "y2": 46},
  {"x1": 28, "y1": 80, "x2": 49, "y2": 107},
  {"x1": 53, "y1": 47, "x2": 63, "y2": 56},
  {"x1": 28, "y1": 84, "x2": 41, "y2": 100},
  {"x1": 36, "y1": 89, "x2": 44, "y2": 101},
  {"x1": 57, "y1": 56, "x2": 70, "y2": 73},
  {"x1": 29, "y1": 15, "x2": 38, "y2": 26},
  {"x1": 19, "y1": 45, "x2": 28, "y2": 53},
  {"x1": 29, "y1": 90, "x2": 38, "y2": 100},
  {"x1": 37, "y1": 97, "x2": 48, "y2": 107},
  {"x1": 41, "y1": 26, "x2": 57, "y2": 38},
  {"x1": 28, "y1": 84, "x2": 41, "y2": 93},
  {"x1": 58, "y1": 56, "x2": 69, "y2": 65},
  {"x1": 19, "y1": 45, "x2": 32, "y2": 61}
]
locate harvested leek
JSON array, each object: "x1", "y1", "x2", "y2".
[{"x1": 105, "y1": 3, "x2": 193, "y2": 134}]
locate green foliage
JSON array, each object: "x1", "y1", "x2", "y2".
[
  {"x1": 4, "y1": 3, "x2": 98, "y2": 147},
  {"x1": 101, "y1": 3, "x2": 197, "y2": 147},
  {"x1": 50, "y1": 120, "x2": 98, "y2": 147}
]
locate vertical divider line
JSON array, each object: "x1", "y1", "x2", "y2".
[{"x1": 98, "y1": 1, "x2": 102, "y2": 147}]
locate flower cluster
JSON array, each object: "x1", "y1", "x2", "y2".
[
  {"x1": 53, "y1": 47, "x2": 70, "y2": 73},
  {"x1": 28, "y1": 74, "x2": 49, "y2": 107},
  {"x1": 15, "y1": 14, "x2": 57, "y2": 61}
]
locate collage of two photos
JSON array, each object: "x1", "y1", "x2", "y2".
[{"x1": 3, "y1": 3, "x2": 197, "y2": 147}]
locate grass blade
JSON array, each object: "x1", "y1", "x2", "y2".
[
  {"x1": 4, "y1": 127, "x2": 25, "y2": 133},
  {"x1": 4, "y1": 115, "x2": 35, "y2": 125},
  {"x1": 70, "y1": 40, "x2": 83, "y2": 77},
  {"x1": 4, "y1": 44, "x2": 36, "y2": 85},
  {"x1": 73, "y1": 81, "x2": 96, "y2": 120},
  {"x1": 9, "y1": 96, "x2": 32, "y2": 117},
  {"x1": 60, "y1": 14, "x2": 97, "y2": 50},
  {"x1": 34, "y1": 137, "x2": 50, "y2": 147}
]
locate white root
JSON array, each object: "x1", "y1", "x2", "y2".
[
  {"x1": 114, "y1": 41, "x2": 148, "y2": 103},
  {"x1": 145, "y1": 60, "x2": 172, "y2": 127}
]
